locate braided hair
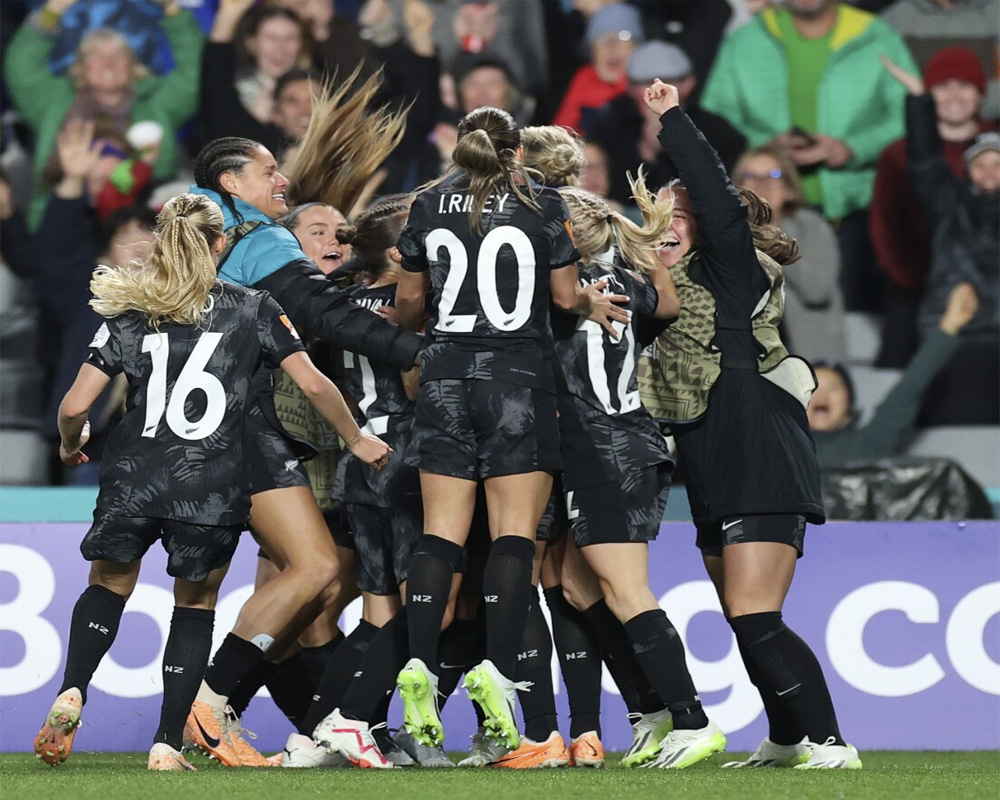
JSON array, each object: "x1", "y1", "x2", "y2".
[
  {"x1": 192, "y1": 137, "x2": 260, "y2": 225},
  {"x1": 335, "y1": 194, "x2": 413, "y2": 279}
]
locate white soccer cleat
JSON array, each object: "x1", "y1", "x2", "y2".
[
  {"x1": 148, "y1": 742, "x2": 197, "y2": 771},
  {"x1": 457, "y1": 727, "x2": 511, "y2": 767},
  {"x1": 621, "y1": 709, "x2": 673, "y2": 768},
  {"x1": 312, "y1": 708, "x2": 394, "y2": 769},
  {"x1": 463, "y1": 659, "x2": 530, "y2": 750},
  {"x1": 280, "y1": 732, "x2": 349, "y2": 768},
  {"x1": 722, "y1": 737, "x2": 811, "y2": 768},
  {"x1": 641, "y1": 720, "x2": 726, "y2": 769},
  {"x1": 793, "y1": 737, "x2": 863, "y2": 769},
  {"x1": 392, "y1": 729, "x2": 455, "y2": 767}
]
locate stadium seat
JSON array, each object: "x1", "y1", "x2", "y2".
[{"x1": 906, "y1": 427, "x2": 1000, "y2": 490}]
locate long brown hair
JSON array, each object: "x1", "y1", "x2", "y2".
[
  {"x1": 283, "y1": 67, "x2": 407, "y2": 215},
  {"x1": 444, "y1": 106, "x2": 538, "y2": 233},
  {"x1": 739, "y1": 187, "x2": 801, "y2": 265},
  {"x1": 90, "y1": 194, "x2": 223, "y2": 329}
]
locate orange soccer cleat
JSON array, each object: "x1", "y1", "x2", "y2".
[
  {"x1": 34, "y1": 688, "x2": 83, "y2": 766},
  {"x1": 224, "y1": 715, "x2": 276, "y2": 767},
  {"x1": 569, "y1": 731, "x2": 605, "y2": 768},
  {"x1": 186, "y1": 699, "x2": 244, "y2": 767},
  {"x1": 488, "y1": 732, "x2": 571, "y2": 769}
]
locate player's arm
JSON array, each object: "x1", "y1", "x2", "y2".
[
  {"x1": 280, "y1": 351, "x2": 392, "y2": 469},
  {"x1": 402, "y1": 365, "x2": 421, "y2": 401},
  {"x1": 550, "y1": 264, "x2": 632, "y2": 337},
  {"x1": 58, "y1": 363, "x2": 112, "y2": 465},
  {"x1": 648, "y1": 264, "x2": 681, "y2": 320},
  {"x1": 395, "y1": 268, "x2": 429, "y2": 331}
]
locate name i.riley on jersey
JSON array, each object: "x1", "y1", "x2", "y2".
[{"x1": 437, "y1": 192, "x2": 511, "y2": 215}]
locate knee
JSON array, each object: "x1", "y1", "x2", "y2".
[
  {"x1": 599, "y1": 580, "x2": 656, "y2": 623},
  {"x1": 88, "y1": 562, "x2": 138, "y2": 601},
  {"x1": 301, "y1": 555, "x2": 340, "y2": 599},
  {"x1": 560, "y1": 580, "x2": 588, "y2": 613}
]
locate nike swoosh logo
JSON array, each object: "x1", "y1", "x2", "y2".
[
  {"x1": 776, "y1": 683, "x2": 802, "y2": 697},
  {"x1": 194, "y1": 716, "x2": 221, "y2": 748},
  {"x1": 721, "y1": 519, "x2": 743, "y2": 531}
]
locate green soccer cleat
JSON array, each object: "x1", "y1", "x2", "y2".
[
  {"x1": 396, "y1": 658, "x2": 444, "y2": 748},
  {"x1": 463, "y1": 660, "x2": 528, "y2": 751},
  {"x1": 641, "y1": 721, "x2": 727, "y2": 769},
  {"x1": 621, "y1": 709, "x2": 673, "y2": 768}
]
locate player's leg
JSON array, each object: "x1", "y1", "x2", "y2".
[{"x1": 718, "y1": 520, "x2": 858, "y2": 769}]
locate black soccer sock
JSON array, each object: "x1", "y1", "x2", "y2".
[
  {"x1": 482, "y1": 535, "x2": 535, "y2": 679},
  {"x1": 226, "y1": 660, "x2": 277, "y2": 719},
  {"x1": 204, "y1": 632, "x2": 268, "y2": 700},
  {"x1": 265, "y1": 652, "x2": 315, "y2": 735},
  {"x1": 154, "y1": 607, "x2": 215, "y2": 751},
  {"x1": 625, "y1": 609, "x2": 708, "y2": 730},
  {"x1": 729, "y1": 612, "x2": 844, "y2": 746},
  {"x1": 60, "y1": 584, "x2": 127, "y2": 704},
  {"x1": 406, "y1": 535, "x2": 464, "y2": 674},
  {"x1": 300, "y1": 632, "x2": 344, "y2": 686},
  {"x1": 437, "y1": 618, "x2": 478, "y2": 708},
  {"x1": 302, "y1": 620, "x2": 379, "y2": 733},
  {"x1": 545, "y1": 586, "x2": 602, "y2": 738},
  {"x1": 516, "y1": 588, "x2": 559, "y2": 742},
  {"x1": 733, "y1": 629, "x2": 801, "y2": 746},
  {"x1": 582, "y1": 599, "x2": 664, "y2": 715},
  {"x1": 340, "y1": 608, "x2": 410, "y2": 723}
]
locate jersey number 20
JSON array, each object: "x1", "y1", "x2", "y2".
[
  {"x1": 429, "y1": 225, "x2": 535, "y2": 333},
  {"x1": 141, "y1": 333, "x2": 226, "y2": 440}
]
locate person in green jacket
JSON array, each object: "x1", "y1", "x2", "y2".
[
  {"x1": 807, "y1": 282, "x2": 979, "y2": 467},
  {"x1": 4, "y1": 0, "x2": 204, "y2": 230},
  {"x1": 701, "y1": 0, "x2": 918, "y2": 311}
]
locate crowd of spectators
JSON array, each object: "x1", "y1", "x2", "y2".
[{"x1": 0, "y1": 0, "x2": 997, "y2": 488}]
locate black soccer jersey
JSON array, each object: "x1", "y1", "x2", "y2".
[
  {"x1": 552, "y1": 260, "x2": 658, "y2": 417},
  {"x1": 86, "y1": 282, "x2": 304, "y2": 526},
  {"x1": 398, "y1": 173, "x2": 580, "y2": 391},
  {"x1": 342, "y1": 283, "x2": 414, "y2": 438}
]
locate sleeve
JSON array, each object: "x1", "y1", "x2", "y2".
[
  {"x1": 623, "y1": 269, "x2": 659, "y2": 319},
  {"x1": 906, "y1": 93, "x2": 961, "y2": 218},
  {"x1": 0, "y1": 210, "x2": 35, "y2": 278},
  {"x1": 397, "y1": 193, "x2": 431, "y2": 273},
  {"x1": 256, "y1": 294, "x2": 307, "y2": 368},
  {"x1": 545, "y1": 193, "x2": 582, "y2": 269},
  {"x1": 869, "y1": 141, "x2": 930, "y2": 292},
  {"x1": 3, "y1": 19, "x2": 62, "y2": 130},
  {"x1": 783, "y1": 212, "x2": 840, "y2": 308},
  {"x1": 251, "y1": 260, "x2": 424, "y2": 370},
  {"x1": 198, "y1": 41, "x2": 280, "y2": 150},
  {"x1": 149, "y1": 10, "x2": 205, "y2": 127},
  {"x1": 84, "y1": 320, "x2": 125, "y2": 377},
  {"x1": 31, "y1": 194, "x2": 95, "y2": 311},
  {"x1": 699, "y1": 32, "x2": 758, "y2": 142}
]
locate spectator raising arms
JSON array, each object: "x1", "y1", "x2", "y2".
[{"x1": 4, "y1": 0, "x2": 203, "y2": 229}]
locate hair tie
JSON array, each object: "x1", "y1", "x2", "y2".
[{"x1": 605, "y1": 213, "x2": 614, "y2": 224}]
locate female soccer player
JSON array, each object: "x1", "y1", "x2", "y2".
[
  {"x1": 33, "y1": 194, "x2": 388, "y2": 771},
  {"x1": 642, "y1": 80, "x2": 859, "y2": 769},
  {"x1": 183, "y1": 72, "x2": 421, "y2": 768}
]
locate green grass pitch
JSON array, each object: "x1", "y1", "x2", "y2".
[{"x1": 2, "y1": 751, "x2": 998, "y2": 800}]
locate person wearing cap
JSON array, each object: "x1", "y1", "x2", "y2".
[
  {"x1": 590, "y1": 40, "x2": 746, "y2": 205},
  {"x1": 552, "y1": 3, "x2": 643, "y2": 135},
  {"x1": 882, "y1": 55, "x2": 999, "y2": 425},
  {"x1": 870, "y1": 46, "x2": 997, "y2": 367},
  {"x1": 701, "y1": 0, "x2": 917, "y2": 313}
]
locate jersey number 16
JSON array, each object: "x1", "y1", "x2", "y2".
[{"x1": 141, "y1": 332, "x2": 226, "y2": 440}]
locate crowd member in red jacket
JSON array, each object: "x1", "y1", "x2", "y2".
[{"x1": 870, "y1": 47, "x2": 996, "y2": 366}]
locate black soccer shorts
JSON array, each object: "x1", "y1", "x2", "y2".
[
  {"x1": 567, "y1": 462, "x2": 671, "y2": 547},
  {"x1": 81, "y1": 512, "x2": 242, "y2": 582},
  {"x1": 408, "y1": 379, "x2": 561, "y2": 480},
  {"x1": 345, "y1": 497, "x2": 422, "y2": 595},
  {"x1": 245, "y1": 414, "x2": 311, "y2": 496},
  {"x1": 696, "y1": 514, "x2": 807, "y2": 558}
]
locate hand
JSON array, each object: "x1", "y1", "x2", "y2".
[
  {"x1": 56, "y1": 118, "x2": 102, "y2": 181},
  {"x1": 60, "y1": 421, "x2": 91, "y2": 466},
  {"x1": 150, "y1": 0, "x2": 182, "y2": 15},
  {"x1": 939, "y1": 282, "x2": 978, "y2": 335},
  {"x1": 880, "y1": 55, "x2": 925, "y2": 96},
  {"x1": 644, "y1": 79, "x2": 680, "y2": 117},
  {"x1": 402, "y1": 0, "x2": 435, "y2": 57},
  {"x1": 0, "y1": 178, "x2": 13, "y2": 221},
  {"x1": 347, "y1": 431, "x2": 393, "y2": 470},
  {"x1": 377, "y1": 304, "x2": 400, "y2": 324},
  {"x1": 585, "y1": 279, "x2": 631, "y2": 339},
  {"x1": 789, "y1": 134, "x2": 853, "y2": 169},
  {"x1": 211, "y1": 0, "x2": 256, "y2": 41},
  {"x1": 453, "y1": 1, "x2": 498, "y2": 44}
]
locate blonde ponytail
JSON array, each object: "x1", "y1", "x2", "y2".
[{"x1": 90, "y1": 194, "x2": 223, "y2": 329}]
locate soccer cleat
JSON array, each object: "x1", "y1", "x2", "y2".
[
  {"x1": 463, "y1": 659, "x2": 529, "y2": 750},
  {"x1": 722, "y1": 737, "x2": 811, "y2": 768},
  {"x1": 457, "y1": 727, "x2": 511, "y2": 767},
  {"x1": 569, "y1": 731, "x2": 605, "y2": 768},
  {"x1": 621, "y1": 709, "x2": 673, "y2": 768},
  {"x1": 186, "y1": 700, "x2": 243, "y2": 767},
  {"x1": 222, "y1": 713, "x2": 274, "y2": 767},
  {"x1": 280, "y1": 732, "x2": 349, "y2": 768},
  {"x1": 392, "y1": 729, "x2": 455, "y2": 767},
  {"x1": 312, "y1": 708, "x2": 394, "y2": 769},
  {"x1": 34, "y1": 688, "x2": 83, "y2": 766},
  {"x1": 489, "y1": 732, "x2": 571, "y2": 769},
  {"x1": 396, "y1": 658, "x2": 444, "y2": 748},
  {"x1": 373, "y1": 727, "x2": 416, "y2": 767},
  {"x1": 641, "y1": 721, "x2": 727, "y2": 769},
  {"x1": 148, "y1": 742, "x2": 197, "y2": 771},
  {"x1": 793, "y1": 737, "x2": 863, "y2": 769}
]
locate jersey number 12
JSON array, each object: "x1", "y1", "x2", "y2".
[{"x1": 141, "y1": 332, "x2": 226, "y2": 440}]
